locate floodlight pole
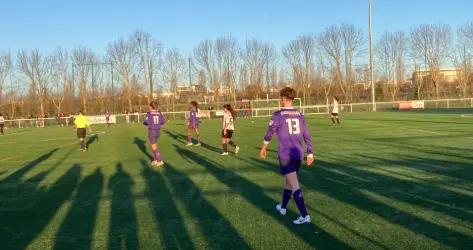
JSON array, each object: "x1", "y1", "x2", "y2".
[{"x1": 369, "y1": 0, "x2": 376, "y2": 111}]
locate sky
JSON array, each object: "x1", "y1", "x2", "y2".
[{"x1": 0, "y1": 0, "x2": 472, "y2": 56}]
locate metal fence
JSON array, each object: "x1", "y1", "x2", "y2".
[{"x1": 3, "y1": 98, "x2": 472, "y2": 129}]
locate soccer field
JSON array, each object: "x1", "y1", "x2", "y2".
[{"x1": 0, "y1": 111, "x2": 472, "y2": 249}]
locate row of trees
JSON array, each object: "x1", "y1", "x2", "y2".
[{"x1": 0, "y1": 22, "x2": 473, "y2": 117}]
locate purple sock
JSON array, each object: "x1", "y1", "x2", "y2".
[
  {"x1": 187, "y1": 136, "x2": 192, "y2": 143},
  {"x1": 293, "y1": 189, "x2": 308, "y2": 217},
  {"x1": 281, "y1": 189, "x2": 292, "y2": 209},
  {"x1": 152, "y1": 149, "x2": 162, "y2": 162}
]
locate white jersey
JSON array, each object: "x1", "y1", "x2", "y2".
[
  {"x1": 222, "y1": 112, "x2": 234, "y2": 130},
  {"x1": 332, "y1": 100, "x2": 339, "y2": 114},
  {"x1": 0, "y1": 116, "x2": 4, "y2": 124}
]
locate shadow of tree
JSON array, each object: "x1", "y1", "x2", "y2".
[
  {"x1": 134, "y1": 137, "x2": 152, "y2": 160},
  {"x1": 174, "y1": 145, "x2": 350, "y2": 249},
  {"x1": 108, "y1": 163, "x2": 139, "y2": 249},
  {"x1": 54, "y1": 168, "x2": 104, "y2": 249}
]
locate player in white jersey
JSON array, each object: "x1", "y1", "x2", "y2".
[
  {"x1": 221, "y1": 104, "x2": 240, "y2": 155},
  {"x1": 330, "y1": 96, "x2": 340, "y2": 125},
  {"x1": 0, "y1": 113, "x2": 5, "y2": 135}
]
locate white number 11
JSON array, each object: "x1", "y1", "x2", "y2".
[{"x1": 285, "y1": 118, "x2": 300, "y2": 135}]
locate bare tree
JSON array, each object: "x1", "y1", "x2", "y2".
[
  {"x1": 133, "y1": 30, "x2": 163, "y2": 102},
  {"x1": 194, "y1": 40, "x2": 216, "y2": 97},
  {"x1": 107, "y1": 37, "x2": 137, "y2": 112},
  {"x1": 50, "y1": 47, "x2": 71, "y2": 114},
  {"x1": 17, "y1": 49, "x2": 53, "y2": 116},
  {"x1": 215, "y1": 36, "x2": 240, "y2": 103},
  {"x1": 0, "y1": 52, "x2": 12, "y2": 106},
  {"x1": 376, "y1": 31, "x2": 406, "y2": 102},
  {"x1": 162, "y1": 48, "x2": 185, "y2": 111},
  {"x1": 410, "y1": 24, "x2": 452, "y2": 99},
  {"x1": 319, "y1": 26, "x2": 344, "y2": 97},
  {"x1": 282, "y1": 35, "x2": 315, "y2": 105},
  {"x1": 340, "y1": 24, "x2": 364, "y2": 101},
  {"x1": 72, "y1": 47, "x2": 95, "y2": 113},
  {"x1": 242, "y1": 38, "x2": 274, "y2": 99},
  {"x1": 454, "y1": 23, "x2": 473, "y2": 98}
]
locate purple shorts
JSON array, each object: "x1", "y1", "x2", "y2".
[
  {"x1": 148, "y1": 130, "x2": 160, "y2": 144},
  {"x1": 279, "y1": 158, "x2": 302, "y2": 175},
  {"x1": 188, "y1": 123, "x2": 198, "y2": 129}
]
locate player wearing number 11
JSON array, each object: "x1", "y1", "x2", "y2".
[
  {"x1": 143, "y1": 101, "x2": 166, "y2": 167},
  {"x1": 260, "y1": 87, "x2": 314, "y2": 225}
]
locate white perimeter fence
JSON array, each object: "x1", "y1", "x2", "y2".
[{"x1": 2, "y1": 98, "x2": 473, "y2": 129}]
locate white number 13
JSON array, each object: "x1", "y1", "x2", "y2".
[{"x1": 285, "y1": 118, "x2": 300, "y2": 135}]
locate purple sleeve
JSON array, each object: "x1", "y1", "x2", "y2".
[
  {"x1": 263, "y1": 113, "x2": 279, "y2": 144},
  {"x1": 301, "y1": 115, "x2": 313, "y2": 155},
  {"x1": 159, "y1": 113, "x2": 166, "y2": 125},
  {"x1": 143, "y1": 112, "x2": 151, "y2": 126}
]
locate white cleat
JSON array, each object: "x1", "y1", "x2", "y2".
[
  {"x1": 186, "y1": 143, "x2": 193, "y2": 146},
  {"x1": 220, "y1": 152, "x2": 229, "y2": 156},
  {"x1": 195, "y1": 143, "x2": 202, "y2": 146},
  {"x1": 276, "y1": 204, "x2": 287, "y2": 215},
  {"x1": 151, "y1": 160, "x2": 165, "y2": 167},
  {"x1": 234, "y1": 146, "x2": 240, "y2": 155},
  {"x1": 293, "y1": 215, "x2": 311, "y2": 225}
]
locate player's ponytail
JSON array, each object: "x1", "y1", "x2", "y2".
[
  {"x1": 150, "y1": 101, "x2": 159, "y2": 110},
  {"x1": 224, "y1": 104, "x2": 236, "y2": 119}
]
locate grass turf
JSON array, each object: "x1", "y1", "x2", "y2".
[{"x1": 0, "y1": 110, "x2": 472, "y2": 249}]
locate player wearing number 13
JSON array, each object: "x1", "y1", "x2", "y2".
[
  {"x1": 143, "y1": 101, "x2": 166, "y2": 167},
  {"x1": 260, "y1": 87, "x2": 314, "y2": 225}
]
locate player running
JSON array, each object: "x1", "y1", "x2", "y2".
[
  {"x1": 331, "y1": 96, "x2": 340, "y2": 125},
  {"x1": 221, "y1": 104, "x2": 240, "y2": 156},
  {"x1": 143, "y1": 101, "x2": 166, "y2": 167},
  {"x1": 74, "y1": 110, "x2": 92, "y2": 152},
  {"x1": 186, "y1": 101, "x2": 201, "y2": 146},
  {"x1": 105, "y1": 111, "x2": 111, "y2": 127},
  {"x1": 0, "y1": 113, "x2": 5, "y2": 135},
  {"x1": 260, "y1": 87, "x2": 314, "y2": 225}
]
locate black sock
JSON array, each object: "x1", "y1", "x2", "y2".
[
  {"x1": 331, "y1": 118, "x2": 335, "y2": 124},
  {"x1": 336, "y1": 118, "x2": 340, "y2": 124},
  {"x1": 80, "y1": 140, "x2": 85, "y2": 149},
  {"x1": 228, "y1": 140, "x2": 237, "y2": 147},
  {"x1": 222, "y1": 143, "x2": 228, "y2": 152}
]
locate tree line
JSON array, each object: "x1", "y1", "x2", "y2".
[{"x1": 0, "y1": 22, "x2": 472, "y2": 118}]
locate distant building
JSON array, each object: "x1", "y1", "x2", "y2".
[{"x1": 412, "y1": 68, "x2": 459, "y2": 84}]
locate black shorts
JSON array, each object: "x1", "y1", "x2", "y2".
[
  {"x1": 331, "y1": 113, "x2": 339, "y2": 117},
  {"x1": 279, "y1": 158, "x2": 302, "y2": 175},
  {"x1": 77, "y1": 128, "x2": 86, "y2": 139},
  {"x1": 221, "y1": 129, "x2": 233, "y2": 139}
]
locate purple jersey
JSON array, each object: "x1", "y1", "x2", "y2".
[
  {"x1": 188, "y1": 108, "x2": 199, "y2": 126},
  {"x1": 263, "y1": 107, "x2": 313, "y2": 161},
  {"x1": 144, "y1": 110, "x2": 166, "y2": 130}
]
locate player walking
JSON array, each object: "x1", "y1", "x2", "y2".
[
  {"x1": 105, "y1": 111, "x2": 111, "y2": 127},
  {"x1": 143, "y1": 101, "x2": 166, "y2": 167},
  {"x1": 0, "y1": 113, "x2": 5, "y2": 135},
  {"x1": 74, "y1": 110, "x2": 92, "y2": 152},
  {"x1": 186, "y1": 101, "x2": 201, "y2": 146},
  {"x1": 221, "y1": 104, "x2": 240, "y2": 155},
  {"x1": 260, "y1": 87, "x2": 314, "y2": 225},
  {"x1": 331, "y1": 96, "x2": 340, "y2": 125}
]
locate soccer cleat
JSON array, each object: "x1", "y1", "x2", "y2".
[
  {"x1": 220, "y1": 152, "x2": 229, "y2": 156},
  {"x1": 195, "y1": 143, "x2": 202, "y2": 146},
  {"x1": 293, "y1": 215, "x2": 311, "y2": 225},
  {"x1": 276, "y1": 204, "x2": 287, "y2": 215},
  {"x1": 234, "y1": 146, "x2": 240, "y2": 155},
  {"x1": 152, "y1": 160, "x2": 164, "y2": 167},
  {"x1": 186, "y1": 143, "x2": 193, "y2": 146}
]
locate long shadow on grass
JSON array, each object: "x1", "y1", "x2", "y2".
[
  {"x1": 134, "y1": 137, "x2": 153, "y2": 160},
  {"x1": 140, "y1": 159, "x2": 195, "y2": 249},
  {"x1": 162, "y1": 161, "x2": 251, "y2": 249},
  {"x1": 86, "y1": 134, "x2": 99, "y2": 149},
  {"x1": 108, "y1": 163, "x2": 139, "y2": 249},
  {"x1": 0, "y1": 164, "x2": 81, "y2": 249},
  {"x1": 163, "y1": 129, "x2": 221, "y2": 153},
  {"x1": 175, "y1": 146, "x2": 351, "y2": 249},
  {"x1": 54, "y1": 168, "x2": 104, "y2": 249},
  {"x1": 252, "y1": 157, "x2": 473, "y2": 249}
]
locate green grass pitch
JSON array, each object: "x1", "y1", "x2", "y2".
[{"x1": 0, "y1": 111, "x2": 472, "y2": 249}]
